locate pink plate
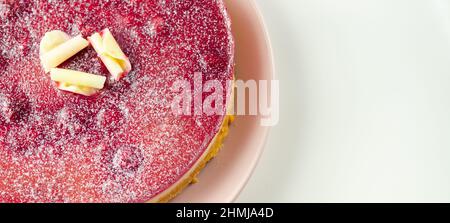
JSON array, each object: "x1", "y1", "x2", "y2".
[{"x1": 171, "y1": 0, "x2": 274, "y2": 203}]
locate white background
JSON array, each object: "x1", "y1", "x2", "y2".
[{"x1": 237, "y1": 0, "x2": 450, "y2": 202}]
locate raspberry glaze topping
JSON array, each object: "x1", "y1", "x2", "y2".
[{"x1": 0, "y1": 0, "x2": 234, "y2": 202}]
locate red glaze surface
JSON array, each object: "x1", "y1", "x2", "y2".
[{"x1": 0, "y1": 0, "x2": 234, "y2": 202}]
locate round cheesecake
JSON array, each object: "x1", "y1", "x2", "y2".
[{"x1": 0, "y1": 0, "x2": 234, "y2": 202}]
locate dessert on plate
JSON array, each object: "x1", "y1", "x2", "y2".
[{"x1": 0, "y1": 0, "x2": 234, "y2": 202}]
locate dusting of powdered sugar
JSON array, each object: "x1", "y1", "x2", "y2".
[
  {"x1": 0, "y1": 1, "x2": 9, "y2": 19},
  {"x1": 0, "y1": 0, "x2": 234, "y2": 203}
]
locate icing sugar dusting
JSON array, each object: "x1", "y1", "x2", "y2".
[
  {"x1": 0, "y1": 2, "x2": 9, "y2": 19},
  {"x1": 0, "y1": 0, "x2": 233, "y2": 203}
]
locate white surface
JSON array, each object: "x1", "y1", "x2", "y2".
[{"x1": 237, "y1": 0, "x2": 450, "y2": 202}]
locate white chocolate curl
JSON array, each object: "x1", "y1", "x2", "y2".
[
  {"x1": 50, "y1": 68, "x2": 106, "y2": 89},
  {"x1": 88, "y1": 28, "x2": 132, "y2": 80},
  {"x1": 39, "y1": 30, "x2": 71, "y2": 57},
  {"x1": 57, "y1": 82, "x2": 99, "y2": 96},
  {"x1": 41, "y1": 34, "x2": 89, "y2": 73}
]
